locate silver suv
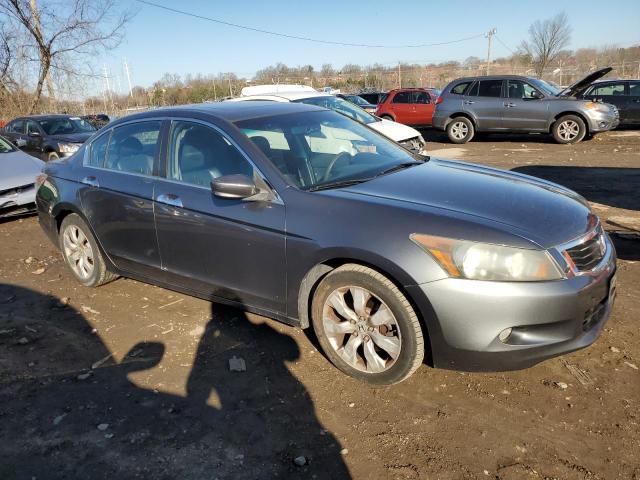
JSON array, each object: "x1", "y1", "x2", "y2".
[{"x1": 433, "y1": 68, "x2": 619, "y2": 144}]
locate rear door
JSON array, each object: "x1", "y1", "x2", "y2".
[
  {"x1": 463, "y1": 79, "x2": 504, "y2": 130},
  {"x1": 627, "y1": 81, "x2": 640, "y2": 124},
  {"x1": 153, "y1": 119, "x2": 286, "y2": 314},
  {"x1": 411, "y1": 90, "x2": 435, "y2": 125},
  {"x1": 503, "y1": 80, "x2": 549, "y2": 131},
  {"x1": 79, "y1": 119, "x2": 163, "y2": 277},
  {"x1": 585, "y1": 82, "x2": 630, "y2": 123},
  {"x1": 389, "y1": 91, "x2": 413, "y2": 124},
  {"x1": 3, "y1": 119, "x2": 26, "y2": 148}
]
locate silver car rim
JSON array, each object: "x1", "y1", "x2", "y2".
[
  {"x1": 322, "y1": 286, "x2": 402, "y2": 374},
  {"x1": 62, "y1": 225, "x2": 95, "y2": 279},
  {"x1": 450, "y1": 121, "x2": 469, "y2": 140},
  {"x1": 558, "y1": 120, "x2": 580, "y2": 141}
]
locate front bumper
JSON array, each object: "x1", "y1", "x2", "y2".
[
  {"x1": 407, "y1": 235, "x2": 617, "y2": 371},
  {"x1": 0, "y1": 185, "x2": 37, "y2": 218},
  {"x1": 586, "y1": 108, "x2": 619, "y2": 132}
]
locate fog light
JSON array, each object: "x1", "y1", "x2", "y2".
[{"x1": 498, "y1": 328, "x2": 512, "y2": 343}]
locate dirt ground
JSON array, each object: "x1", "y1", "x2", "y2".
[{"x1": 1, "y1": 129, "x2": 639, "y2": 480}]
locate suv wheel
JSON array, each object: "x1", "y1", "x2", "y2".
[
  {"x1": 311, "y1": 264, "x2": 425, "y2": 385},
  {"x1": 552, "y1": 115, "x2": 586, "y2": 144},
  {"x1": 59, "y1": 214, "x2": 118, "y2": 287},
  {"x1": 446, "y1": 117, "x2": 474, "y2": 143},
  {"x1": 48, "y1": 151, "x2": 60, "y2": 161}
]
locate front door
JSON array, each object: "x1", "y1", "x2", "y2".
[
  {"x1": 389, "y1": 91, "x2": 413, "y2": 124},
  {"x1": 24, "y1": 120, "x2": 45, "y2": 159},
  {"x1": 503, "y1": 80, "x2": 549, "y2": 131},
  {"x1": 410, "y1": 90, "x2": 435, "y2": 126},
  {"x1": 464, "y1": 79, "x2": 504, "y2": 130},
  {"x1": 153, "y1": 119, "x2": 287, "y2": 314},
  {"x1": 79, "y1": 120, "x2": 163, "y2": 277},
  {"x1": 627, "y1": 81, "x2": 640, "y2": 124}
]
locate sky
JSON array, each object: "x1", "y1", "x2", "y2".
[{"x1": 102, "y1": 0, "x2": 640, "y2": 93}]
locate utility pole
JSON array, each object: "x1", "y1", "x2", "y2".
[
  {"x1": 123, "y1": 58, "x2": 133, "y2": 98},
  {"x1": 485, "y1": 28, "x2": 497, "y2": 75}
]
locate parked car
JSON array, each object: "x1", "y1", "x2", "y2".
[
  {"x1": 82, "y1": 113, "x2": 111, "y2": 129},
  {"x1": 230, "y1": 85, "x2": 427, "y2": 154},
  {"x1": 433, "y1": 68, "x2": 619, "y2": 144},
  {"x1": 0, "y1": 135, "x2": 44, "y2": 218},
  {"x1": 580, "y1": 79, "x2": 640, "y2": 127},
  {"x1": 2, "y1": 114, "x2": 96, "y2": 161},
  {"x1": 375, "y1": 88, "x2": 437, "y2": 126},
  {"x1": 357, "y1": 92, "x2": 388, "y2": 105},
  {"x1": 36, "y1": 101, "x2": 616, "y2": 384},
  {"x1": 336, "y1": 94, "x2": 377, "y2": 114}
]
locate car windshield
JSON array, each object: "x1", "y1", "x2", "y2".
[
  {"x1": 0, "y1": 136, "x2": 15, "y2": 153},
  {"x1": 294, "y1": 96, "x2": 377, "y2": 125},
  {"x1": 529, "y1": 79, "x2": 561, "y2": 96},
  {"x1": 236, "y1": 110, "x2": 422, "y2": 191},
  {"x1": 346, "y1": 95, "x2": 370, "y2": 106},
  {"x1": 38, "y1": 117, "x2": 96, "y2": 135}
]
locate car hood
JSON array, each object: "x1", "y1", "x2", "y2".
[
  {"x1": 369, "y1": 118, "x2": 421, "y2": 142},
  {"x1": 341, "y1": 159, "x2": 595, "y2": 249},
  {"x1": 0, "y1": 150, "x2": 44, "y2": 190},
  {"x1": 559, "y1": 67, "x2": 613, "y2": 97},
  {"x1": 48, "y1": 132, "x2": 93, "y2": 144}
]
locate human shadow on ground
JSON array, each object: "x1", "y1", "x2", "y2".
[{"x1": 0, "y1": 284, "x2": 350, "y2": 480}]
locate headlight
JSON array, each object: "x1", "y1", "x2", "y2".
[
  {"x1": 410, "y1": 234, "x2": 563, "y2": 281},
  {"x1": 58, "y1": 142, "x2": 80, "y2": 153},
  {"x1": 583, "y1": 101, "x2": 611, "y2": 113}
]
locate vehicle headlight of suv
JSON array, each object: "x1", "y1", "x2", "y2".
[
  {"x1": 58, "y1": 142, "x2": 81, "y2": 154},
  {"x1": 410, "y1": 234, "x2": 563, "y2": 281},
  {"x1": 583, "y1": 101, "x2": 611, "y2": 114}
]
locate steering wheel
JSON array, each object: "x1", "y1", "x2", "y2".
[{"x1": 322, "y1": 151, "x2": 352, "y2": 182}]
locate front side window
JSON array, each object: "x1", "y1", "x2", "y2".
[
  {"x1": 589, "y1": 83, "x2": 626, "y2": 96},
  {"x1": 0, "y1": 136, "x2": 16, "y2": 153},
  {"x1": 629, "y1": 82, "x2": 640, "y2": 96},
  {"x1": 507, "y1": 80, "x2": 541, "y2": 99},
  {"x1": 87, "y1": 131, "x2": 110, "y2": 167},
  {"x1": 26, "y1": 120, "x2": 41, "y2": 135},
  {"x1": 168, "y1": 121, "x2": 253, "y2": 187},
  {"x1": 392, "y1": 91, "x2": 411, "y2": 104},
  {"x1": 104, "y1": 121, "x2": 160, "y2": 175},
  {"x1": 236, "y1": 110, "x2": 422, "y2": 190},
  {"x1": 477, "y1": 80, "x2": 503, "y2": 97}
]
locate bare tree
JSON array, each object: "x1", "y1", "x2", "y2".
[
  {"x1": 0, "y1": 0, "x2": 132, "y2": 113},
  {"x1": 520, "y1": 12, "x2": 571, "y2": 77}
]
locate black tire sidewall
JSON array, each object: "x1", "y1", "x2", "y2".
[
  {"x1": 311, "y1": 269, "x2": 421, "y2": 385},
  {"x1": 59, "y1": 214, "x2": 104, "y2": 287},
  {"x1": 553, "y1": 115, "x2": 586, "y2": 144},
  {"x1": 48, "y1": 151, "x2": 60, "y2": 161},
  {"x1": 447, "y1": 117, "x2": 474, "y2": 144}
]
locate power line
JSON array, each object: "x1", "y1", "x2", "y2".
[
  {"x1": 134, "y1": 0, "x2": 486, "y2": 48},
  {"x1": 495, "y1": 35, "x2": 516, "y2": 54}
]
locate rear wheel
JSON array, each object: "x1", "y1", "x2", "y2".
[
  {"x1": 446, "y1": 116, "x2": 474, "y2": 143},
  {"x1": 552, "y1": 115, "x2": 586, "y2": 144},
  {"x1": 47, "y1": 151, "x2": 59, "y2": 161},
  {"x1": 311, "y1": 264, "x2": 424, "y2": 385},
  {"x1": 59, "y1": 214, "x2": 117, "y2": 287},
  {"x1": 380, "y1": 114, "x2": 394, "y2": 121}
]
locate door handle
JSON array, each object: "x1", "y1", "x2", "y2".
[
  {"x1": 504, "y1": 102, "x2": 516, "y2": 108},
  {"x1": 156, "y1": 193, "x2": 183, "y2": 208},
  {"x1": 463, "y1": 100, "x2": 475, "y2": 105},
  {"x1": 81, "y1": 176, "x2": 99, "y2": 187}
]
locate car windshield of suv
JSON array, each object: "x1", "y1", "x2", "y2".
[
  {"x1": 0, "y1": 136, "x2": 15, "y2": 153},
  {"x1": 237, "y1": 110, "x2": 422, "y2": 191},
  {"x1": 530, "y1": 79, "x2": 562, "y2": 96},
  {"x1": 38, "y1": 117, "x2": 96, "y2": 135},
  {"x1": 294, "y1": 96, "x2": 376, "y2": 125}
]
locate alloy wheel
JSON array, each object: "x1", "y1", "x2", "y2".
[
  {"x1": 62, "y1": 225, "x2": 95, "y2": 279},
  {"x1": 322, "y1": 286, "x2": 402, "y2": 373},
  {"x1": 557, "y1": 120, "x2": 580, "y2": 141},
  {"x1": 450, "y1": 121, "x2": 469, "y2": 140}
]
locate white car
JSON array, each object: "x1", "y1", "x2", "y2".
[
  {"x1": 0, "y1": 135, "x2": 45, "y2": 218},
  {"x1": 228, "y1": 85, "x2": 427, "y2": 155}
]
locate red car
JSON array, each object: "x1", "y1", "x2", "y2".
[{"x1": 375, "y1": 88, "x2": 436, "y2": 126}]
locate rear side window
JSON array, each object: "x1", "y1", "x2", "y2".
[
  {"x1": 104, "y1": 121, "x2": 161, "y2": 175},
  {"x1": 412, "y1": 91, "x2": 431, "y2": 104},
  {"x1": 392, "y1": 92, "x2": 411, "y2": 104},
  {"x1": 87, "y1": 132, "x2": 110, "y2": 167},
  {"x1": 450, "y1": 82, "x2": 471, "y2": 95},
  {"x1": 477, "y1": 80, "x2": 503, "y2": 97},
  {"x1": 6, "y1": 120, "x2": 24, "y2": 134},
  {"x1": 630, "y1": 82, "x2": 640, "y2": 96}
]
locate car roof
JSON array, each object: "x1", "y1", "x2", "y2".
[
  {"x1": 11, "y1": 114, "x2": 80, "y2": 121},
  {"x1": 107, "y1": 101, "x2": 327, "y2": 126},
  {"x1": 447, "y1": 75, "x2": 543, "y2": 83}
]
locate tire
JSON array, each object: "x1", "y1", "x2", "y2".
[
  {"x1": 446, "y1": 116, "x2": 474, "y2": 144},
  {"x1": 311, "y1": 264, "x2": 425, "y2": 385},
  {"x1": 47, "y1": 151, "x2": 60, "y2": 161},
  {"x1": 59, "y1": 213, "x2": 118, "y2": 287},
  {"x1": 552, "y1": 114, "x2": 586, "y2": 144},
  {"x1": 380, "y1": 114, "x2": 394, "y2": 121}
]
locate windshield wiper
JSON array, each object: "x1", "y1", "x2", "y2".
[
  {"x1": 307, "y1": 178, "x2": 371, "y2": 192},
  {"x1": 375, "y1": 161, "x2": 421, "y2": 178}
]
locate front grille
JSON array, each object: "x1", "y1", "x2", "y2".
[
  {"x1": 0, "y1": 183, "x2": 34, "y2": 197},
  {"x1": 400, "y1": 137, "x2": 424, "y2": 154},
  {"x1": 565, "y1": 234, "x2": 605, "y2": 272}
]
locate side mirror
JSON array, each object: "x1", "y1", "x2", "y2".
[
  {"x1": 211, "y1": 174, "x2": 259, "y2": 199},
  {"x1": 28, "y1": 131, "x2": 41, "y2": 137},
  {"x1": 529, "y1": 91, "x2": 543, "y2": 99}
]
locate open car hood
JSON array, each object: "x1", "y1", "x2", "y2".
[{"x1": 559, "y1": 67, "x2": 612, "y2": 97}]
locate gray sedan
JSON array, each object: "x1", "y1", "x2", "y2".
[
  {"x1": 0, "y1": 135, "x2": 44, "y2": 218},
  {"x1": 36, "y1": 102, "x2": 616, "y2": 384}
]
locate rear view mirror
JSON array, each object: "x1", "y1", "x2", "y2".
[{"x1": 211, "y1": 174, "x2": 258, "y2": 199}]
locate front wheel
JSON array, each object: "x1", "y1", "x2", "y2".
[
  {"x1": 446, "y1": 116, "x2": 474, "y2": 143},
  {"x1": 552, "y1": 115, "x2": 586, "y2": 144},
  {"x1": 47, "y1": 151, "x2": 60, "y2": 161},
  {"x1": 311, "y1": 264, "x2": 425, "y2": 385}
]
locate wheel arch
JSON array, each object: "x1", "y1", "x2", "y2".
[
  {"x1": 550, "y1": 111, "x2": 590, "y2": 134},
  {"x1": 446, "y1": 112, "x2": 477, "y2": 128}
]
